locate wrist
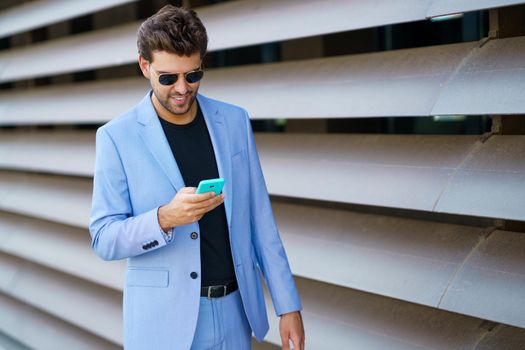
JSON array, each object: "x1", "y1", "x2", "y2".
[
  {"x1": 157, "y1": 205, "x2": 174, "y2": 232},
  {"x1": 281, "y1": 311, "x2": 300, "y2": 317}
]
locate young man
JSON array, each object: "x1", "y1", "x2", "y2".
[{"x1": 89, "y1": 5, "x2": 304, "y2": 350}]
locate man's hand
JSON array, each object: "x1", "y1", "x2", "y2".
[
  {"x1": 279, "y1": 311, "x2": 305, "y2": 350},
  {"x1": 158, "y1": 187, "x2": 224, "y2": 230}
]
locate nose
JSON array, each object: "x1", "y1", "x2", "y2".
[{"x1": 172, "y1": 74, "x2": 188, "y2": 95}]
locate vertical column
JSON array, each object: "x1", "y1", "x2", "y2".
[
  {"x1": 489, "y1": 4, "x2": 525, "y2": 135},
  {"x1": 489, "y1": 5, "x2": 525, "y2": 233}
]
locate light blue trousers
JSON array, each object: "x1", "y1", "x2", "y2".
[{"x1": 190, "y1": 290, "x2": 252, "y2": 350}]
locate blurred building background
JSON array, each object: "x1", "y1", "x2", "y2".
[{"x1": 0, "y1": 0, "x2": 524, "y2": 349}]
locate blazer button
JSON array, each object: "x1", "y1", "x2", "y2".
[
  {"x1": 190, "y1": 232, "x2": 198, "y2": 240},
  {"x1": 190, "y1": 272, "x2": 198, "y2": 279},
  {"x1": 153, "y1": 240, "x2": 159, "y2": 246}
]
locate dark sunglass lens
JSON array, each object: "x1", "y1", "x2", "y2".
[
  {"x1": 186, "y1": 70, "x2": 204, "y2": 83},
  {"x1": 159, "y1": 74, "x2": 177, "y2": 86}
]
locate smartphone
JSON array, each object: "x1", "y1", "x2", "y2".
[{"x1": 196, "y1": 178, "x2": 225, "y2": 195}]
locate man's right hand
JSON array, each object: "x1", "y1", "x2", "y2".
[{"x1": 157, "y1": 187, "x2": 224, "y2": 231}]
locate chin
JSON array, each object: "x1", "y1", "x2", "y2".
[{"x1": 169, "y1": 104, "x2": 190, "y2": 115}]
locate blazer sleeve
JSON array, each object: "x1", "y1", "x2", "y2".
[
  {"x1": 89, "y1": 127, "x2": 168, "y2": 261},
  {"x1": 242, "y1": 110, "x2": 303, "y2": 316}
]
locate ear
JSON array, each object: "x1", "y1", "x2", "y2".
[{"x1": 138, "y1": 55, "x2": 151, "y2": 80}]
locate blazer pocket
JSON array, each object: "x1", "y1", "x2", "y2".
[{"x1": 126, "y1": 268, "x2": 169, "y2": 288}]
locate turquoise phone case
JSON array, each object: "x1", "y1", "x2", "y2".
[{"x1": 196, "y1": 178, "x2": 225, "y2": 195}]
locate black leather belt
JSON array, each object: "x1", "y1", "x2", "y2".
[{"x1": 201, "y1": 280, "x2": 238, "y2": 298}]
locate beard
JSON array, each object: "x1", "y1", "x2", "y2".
[{"x1": 153, "y1": 87, "x2": 198, "y2": 116}]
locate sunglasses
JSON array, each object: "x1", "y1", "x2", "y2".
[{"x1": 158, "y1": 69, "x2": 204, "y2": 85}]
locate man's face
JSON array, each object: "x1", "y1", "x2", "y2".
[{"x1": 139, "y1": 51, "x2": 202, "y2": 121}]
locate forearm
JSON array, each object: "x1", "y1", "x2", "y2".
[{"x1": 90, "y1": 207, "x2": 167, "y2": 261}]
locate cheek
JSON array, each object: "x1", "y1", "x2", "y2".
[
  {"x1": 190, "y1": 83, "x2": 200, "y2": 92},
  {"x1": 153, "y1": 83, "x2": 170, "y2": 95}
]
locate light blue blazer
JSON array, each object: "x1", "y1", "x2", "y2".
[{"x1": 89, "y1": 92, "x2": 302, "y2": 350}]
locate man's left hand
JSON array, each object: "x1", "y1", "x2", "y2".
[{"x1": 279, "y1": 311, "x2": 305, "y2": 350}]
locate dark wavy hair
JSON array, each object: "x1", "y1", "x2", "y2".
[{"x1": 137, "y1": 5, "x2": 208, "y2": 62}]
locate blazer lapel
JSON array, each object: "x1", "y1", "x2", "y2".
[
  {"x1": 198, "y1": 94, "x2": 233, "y2": 228},
  {"x1": 136, "y1": 92, "x2": 186, "y2": 192}
]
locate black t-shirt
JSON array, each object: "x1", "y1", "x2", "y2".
[{"x1": 159, "y1": 102, "x2": 236, "y2": 287}]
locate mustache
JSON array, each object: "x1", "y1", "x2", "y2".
[{"x1": 170, "y1": 92, "x2": 193, "y2": 97}]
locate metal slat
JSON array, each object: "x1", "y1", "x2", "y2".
[
  {"x1": 0, "y1": 253, "x2": 122, "y2": 345},
  {"x1": 0, "y1": 0, "x2": 431, "y2": 83},
  {"x1": 0, "y1": 293, "x2": 120, "y2": 350},
  {"x1": 204, "y1": 42, "x2": 476, "y2": 119},
  {"x1": 264, "y1": 277, "x2": 525, "y2": 349},
  {"x1": 0, "y1": 42, "x2": 476, "y2": 121},
  {"x1": 6, "y1": 246, "x2": 523, "y2": 350},
  {"x1": 4, "y1": 1, "x2": 525, "y2": 83},
  {"x1": 0, "y1": 133, "x2": 477, "y2": 213},
  {"x1": 0, "y1": 171, "x2": 91, "y2": 228},
  {"x1": 1, "y1": 168, "x2": 525, "y2": 326},
  {"x1": 256, "y1": 133, "x2": 479, "y2": 211},
  {"x1": 0, "y1": 211, "x2": 123, "y2": 291},
  {"x1": 435, "y1": 135, "x2": 525, "y2": 221},
  {"x1": 2, "y1": 132, "x2": 524, "y2": 220},
  {"x1": 0, "y1": 43, "x2": 475, "y2": 119},
  {"x1": 201, "y1": 0, "x2": 430, "y2": 51},
  {"x1": 0, "y1": 197, "x2": 486, "y2": 320},
  {"x1": 0, "y1": 78, "x2": 147, "y2": 125},
  {"x1": 276, "y1": 202, "x2": 525, "y2": 328},
  {"x1": 428, "y1": 0, "x2": 525, "y2": 17},
  {"x1": 0, "y1": 22, "x2": 139, "y2": 83},
  {"x1": 3, "y1": 38, "x2": 524, "y2": 123},
  {"x1": 431, "y1": 36, "x2": 525, "y2": 116},
  {"x1": 440, "y1": 229, "x2": 525, "y2": 328},
  {"x1": 1, "y1": 2, "x2": 523, "y2": 87},
  {"x1": 0, "y1": 0, "x2": 139, "y2": 39},
  {"x1": 0, "y1": 212, "x2": 278, "y2": 350},
  {"x1": 2, "y1": 133, "x2": 524, "y2": 221},
  {"x1": 274, "y1": 202, "x2": 486, "y2": 306},
  {"x1": 259, "y1": 134, "x2": 525, "y2": 221},
  {"x1": 0, "y1": 331, "x2": 31, "y2": 350},
  {"x1": 0, "y1": 131, "x2": 95, "y2": 175}
]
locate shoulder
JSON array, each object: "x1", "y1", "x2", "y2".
[
  {"x1": 97, "y1": 101, "x2": 141, "y2": 138},
  {"x1": 198, "y1": 94, "x2": 249, "y2": 120}
]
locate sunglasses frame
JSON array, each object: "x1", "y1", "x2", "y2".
[{"x1": 156, "y1": 68, "x2": 204, "y2": 86}]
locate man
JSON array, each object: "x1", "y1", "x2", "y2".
[{"x1": 89, "y1": 5, "x2": 304, "y2": 350}]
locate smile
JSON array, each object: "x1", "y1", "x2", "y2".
[{"x1": 171, "y1": 95, "x2": 188, "y2": 105}]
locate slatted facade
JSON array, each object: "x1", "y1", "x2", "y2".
[{"x1": 0, "y1": 0, "x2": 524, "y2": 349}]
